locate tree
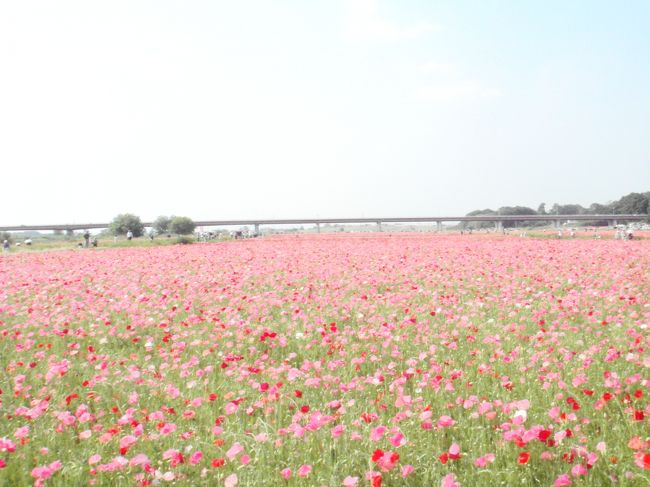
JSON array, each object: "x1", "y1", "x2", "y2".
[
  {"x1": 587, "y1": 203, "x2": 611, "y2": 215},
  {"x1": 109, "y1": 214, "x2": 145, "y2": 237},
  {"x1": 537, "y1": 203, "x2": 546, "y2": 215},
  {"x1": 585, "y1": 203, "x2": 613, "y2": 226},
  {"x1": 498, "y1": 206, "x2": 537, "y2": 216},
  {"x1": 498, "y1": 206, "x2": 537, "y2": 228},
  {"x1": 551, "y1": 204, "x2": 586, "y2": 215},
  {"x1": 612, "y1": 192, "x2": 649, "y2": 215},
  {"x1": 169, "y1": 216, "x2": 196, "y2": 235},
  {"x1": 0, "y1": 232, "x2": 13, "y2": 244},
  {"x1": 463, "y1": 209, "x2": 497, "y2": 229},
  {"x1": 153, "y1": 216, "x2": 172, "y2": 235}
]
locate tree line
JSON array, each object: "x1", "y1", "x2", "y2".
[
  {"x1": 463, "y1": 191, "x2": 650, "y2": 229},
  {"x1": 108, "y1": 214, "x2": 196, "y2": 238}
]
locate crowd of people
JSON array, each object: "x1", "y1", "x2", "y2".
[{"x1": 615, "y1": 227, "x2": 635, "y2": 240}]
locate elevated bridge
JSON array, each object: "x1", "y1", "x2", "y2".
[{"x1": 0, "y1": 214, "x2": 645, "y2": 234}]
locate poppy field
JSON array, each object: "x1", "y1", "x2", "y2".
[{"x1": 1, "y1": 234, "x2": 649, "y2": 486}]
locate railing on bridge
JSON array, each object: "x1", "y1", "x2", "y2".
[{"x1": 0, "y1": 215, "x2": 646, "y2": 233}]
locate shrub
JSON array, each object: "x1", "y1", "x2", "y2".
[
  {"x1": 169, "y1": 216, "x2": 196, "y2": 235},
  {"x1": 175, "y1": 236, "x2": 194, "y2": 245}
]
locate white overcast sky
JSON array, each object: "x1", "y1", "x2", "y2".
[{"x1": 1, "y1": 1, "x2": 649, "y2": 225}]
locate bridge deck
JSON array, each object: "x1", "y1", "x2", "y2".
[{"x1": 0, "y1": 215, "x2": 645, "y2": 232}]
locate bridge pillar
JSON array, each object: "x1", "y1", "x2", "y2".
[
  {"x1": 495, "y1": 221, "x2": 503, "y2": 232},
  {"x1": 436, "y1": 221, "x2": 442, "y2": 233},
  {"x1": 376, "y1": 221, "x2": 382, "y2": 232},
  {"x1": 316, "y1": 223, "x2": 321, "y2": 234},
  {"x1": 555, "y1": 219, "x2": 561, "y2": 229},
  {"x1": 65, "y1": 229, "x2": 74, "y2": 237},
  {"x1": 254, "y1": 223, "x2": 260, "y2": 236},
  {"x1": 612, "y1": 219, "x2": 617, "y2": 227}
]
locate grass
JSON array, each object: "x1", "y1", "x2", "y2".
[{"x1": 5, "y1": 236, "x2": 201, "y2": 253}]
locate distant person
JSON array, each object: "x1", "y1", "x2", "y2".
[
  {"x1": 92, "y1": 238, "x2": 98, "y2": 247},
  {"x1": 126, "y1": 230, "x2": 133, "y2": 241},
  {"x1": 3, "y1": 239, "x2": 9, "y2": 254},
  {"x1": 83, "y1": 230, "x2": 90, "y2": 248}
]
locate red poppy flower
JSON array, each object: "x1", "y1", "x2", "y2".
[
  {"x1": 372, "y1": 449, "x2": 384, "y2": 462},
  {"x1": 638, "y1": 453, "x2": 650, "y2": 470}
]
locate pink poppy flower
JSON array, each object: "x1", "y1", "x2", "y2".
[{"x1": 297, "y1": 464, "x2": 312, "y2": 477}]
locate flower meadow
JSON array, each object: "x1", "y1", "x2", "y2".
[{"x1": 1, "y1": 234, "x2": 649, "y2": 486}]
